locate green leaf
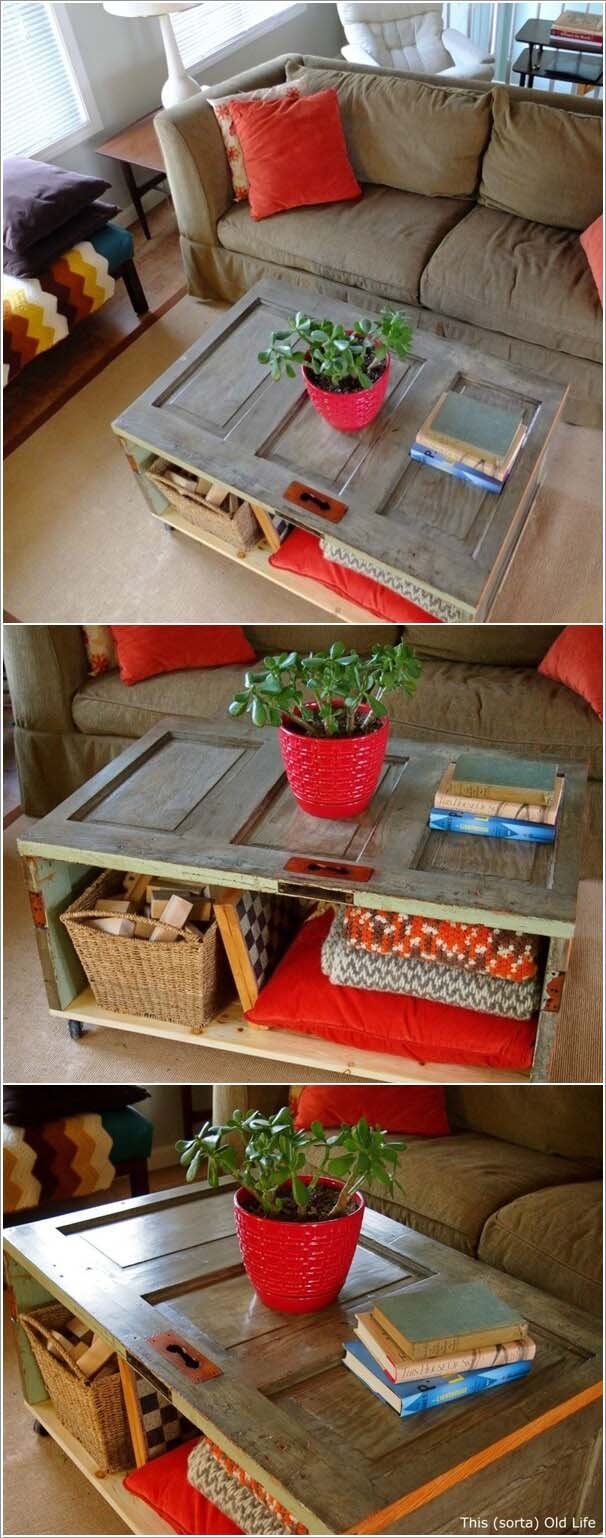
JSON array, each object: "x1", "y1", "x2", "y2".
[
  {"x1": 251, "y1": 697, "x2": 267, "y2": 727},
  {"x1": 257, "y1": 350, "x2": 270, "y2": 364},
  {"x1": 326, "y1": 1155, "x2": 353, "y2": 1178},
  {"x1": 228, "y1": 699, "x2": 246, "y2": 716}
]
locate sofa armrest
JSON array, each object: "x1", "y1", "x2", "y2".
[
  {"x1": 4, "y1": 625, "x2": 88, "y2": 735},
  {"x1": 155, "y1": 97, "x2": 233, "y2": 247},
  {"x1": 442, "y1": 28, "x2": 494, "y2": 76}
]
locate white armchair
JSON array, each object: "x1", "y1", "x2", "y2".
[{"x1": 337, "y1": 3, "x2": 494, "y2": 81}]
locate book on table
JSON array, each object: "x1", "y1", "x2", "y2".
[
  {"x1": 449, "y1": 754, "x2": 557, "y2": 807},
  {"x1": 411, "y1": 391, "x2": 527, "y2": 494},
  {"x1": 434, "y1": 764, "x2": 564, "y2": 825},
  {"x1": 371, "y1": 1281, "x2": 527, "y2": 1360},
  {"x1": 343, "y1": 1338, "x2": 532, "y2": 1416},
  {"x1": 354, "y1": 1311, "x2": 537, "y2": 1383},
  {"x1": 428, "y1": 809, "x2": 556, "y2": 843},
  {"x1": 550, "y1": 10, "x2": 603, "y2": 44},
  {"x1": 429, "y1": 757, "x2": 561, "y2": 844}
]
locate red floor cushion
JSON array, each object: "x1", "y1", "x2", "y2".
[
  {"x1": 245, "y1": 911, "x2": 536, "y2": 1071},
  {"x1": 269, "y1": 528, "x2": 439, "y2": 622},
  {"x1": 293, "y1": 1084, "x2": 450, "y2": 1134},
  {"x1": 123, "y1": 1440, "x2": 242, "y2": 1535}
]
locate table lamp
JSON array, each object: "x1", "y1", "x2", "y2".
[{"x1": 102, "y1": 2, "x2": 203, "y2": 107}]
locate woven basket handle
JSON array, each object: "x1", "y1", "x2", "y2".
[{"x1": 21, "y1": 1315, "x2": 91, "y2": 1379}]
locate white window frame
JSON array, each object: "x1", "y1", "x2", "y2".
[
  {"x1": 14, "y1": 0, "x2": 103, "y2": 160},
  {"x1": 176, "y1": 1, "x2": 308, "y2": 74}
]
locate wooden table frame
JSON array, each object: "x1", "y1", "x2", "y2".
[
  {"x1": 4, "y1": 1185, "x2": 602, "y2": 1536},
  {"x1": 113, "y1": 279, "x2": 567, "y2": 624},
  {"x1": 97, "y1": 111, "x2": 167, "y2": 240},
  {"x1": 17, "y1": 719, "x2": 589, "y2": 1084}
]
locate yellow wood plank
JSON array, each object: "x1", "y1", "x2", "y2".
[
  {"x1": 22, "y1": 1401, "x2": 175, "y2": 1536},
  {"x1": 49, "y1": 988, "x2": 528, "y2": 1084}
]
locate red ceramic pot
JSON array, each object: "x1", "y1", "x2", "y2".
[
  {"x1": 234, "y1": 1176, "x2": 364, "y2": 1313},
  {"x1": 279, "y1": 705, "x2": 389, "y2": 819},
  {"x1": 302, "y1": 352, "x2": 390, "y2": 431}
]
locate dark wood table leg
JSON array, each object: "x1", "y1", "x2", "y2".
[
  {"x1": 121, "y1": 157, "x2": 152, "y2": 239},
  {"x1": 118, "y1": 257, "x2": 150, "y2": 315}
]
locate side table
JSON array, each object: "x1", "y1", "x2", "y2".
[
  {"x1": 97, "y1": 110, "x2": 167, "y2": 238},
  {"x1": 512, "y1": 18, "x2": 603, "y2": 90}
]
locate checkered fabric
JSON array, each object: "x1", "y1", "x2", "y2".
[
  {"x1": 235, "y1": 891, "x2": 303, "y2": 991},
  {"x1": 135, "y1": 1373, "x2": 195, "y2": 1459},
  {"x1": 270, "y1": 514, "x2": 292, "y2": 545}
]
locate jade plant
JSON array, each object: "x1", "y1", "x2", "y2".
[
  {"x1": 258, "y1": 308, "x2": 413, "y2": 394},
  {"x1": 227, "y1": 638, "x2": 422, "y2": 739},
  {"x1": 176, "y1": 1105, "x2": 405, "y2": 1221}
]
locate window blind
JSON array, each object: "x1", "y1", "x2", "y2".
[
  {"x1": 171, "y1": 1, "x2": 299, "y2": 69},
  {"x1": 2, "y1": 1, "x2": 89, "y2": 158}
]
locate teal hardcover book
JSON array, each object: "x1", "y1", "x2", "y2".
[
  {"x1": 451, "y1": 754, "x2": 556, "y2": 806},
  {"x1": 428, "y1": 393, "x2": 524, "y2": 462},
  {"x1": 373, "y1": 1282, "x2": 526, "y2": 1359}
]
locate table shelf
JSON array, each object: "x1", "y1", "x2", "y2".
[
  {"x1": 23, "y1": 1401, "x2": 175, "y2": 1536},
  {"x1": 51, "y1": 986, "x2": 528, "y2": 1085}
]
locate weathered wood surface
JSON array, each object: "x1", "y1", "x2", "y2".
[
  {"x1": 21, "y1": 718, "x2": 587, "y2": 935},
  {"x1": 4, "y1": 1188, "x2": 601, "y2": 1535},
  {"x1": 113, "y1": 279, "x2": 566, "y2": 619}
]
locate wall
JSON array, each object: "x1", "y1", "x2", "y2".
[
  {"x1": 141, "y1": 1084, "x2": 213, "y2": 1167},
  {"x1": 56, "y1": 1, "x2": 345, "y2": 209}
]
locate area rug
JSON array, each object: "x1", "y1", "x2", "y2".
[{"x1": 3, "y1": 292, "x2": 602, "y2": 621}]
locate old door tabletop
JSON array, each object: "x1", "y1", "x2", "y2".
[
  {"x1": 5, "y1": 1184, "x2": 602, "y2": 1535},
  {"x1": 112, "y1": 278, "x2": 566, "y2": 623},
  {"x1": 21, "y1": 716, "x2": 587, "y2": 937}
]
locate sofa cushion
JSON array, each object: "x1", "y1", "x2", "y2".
[
  {"x1": 286, "y1": 64, "x2": 492, "y2": 198},
  {"x1": 71, "y1": 664, "x2": 245, "y2": 739},
  {"x1": 421, "y1": 206, "x2": 602, "y2": 364},
  {"x1": 447, "y1": 1086, "x2": 603, "y2": 1164},
  {"x1": 218, "y1": 183, "x2": 471, "y2": 305},
  {"x1": 384, "y1": 657, "x2": 601, "y2": 779},
  {"x1": 246, "y1": 624, "x2": 401, "y2": 655},
  {"x1": 307, "y1": 1132, "x2": 598, "y2": 1256},
  {"x1": 404, "y1": 625, "x2": 562, "y2": 668},
  {"x1": 479, "y1": 88, "x2": 602, "y2": 231},
  {"x1": 478, "y1": 1181, "x2": 602, "y2": 1315}
]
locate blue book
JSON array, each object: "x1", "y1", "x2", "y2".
[
  {"x1": 428, "y1": 808, "x2": 555, "y2": 844},
  {"x1": 410, "y1": 441, "x2": 503, "y2": 493},
  {"x1": 343, "y1": 1338, "x2": 531, "y2": 1416}
]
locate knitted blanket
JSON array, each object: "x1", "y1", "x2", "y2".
[
  {"x1": 322, "y1": 910, "x2": 541, "y2": 1021},
  {"x1": 342, "y1": 907, "x2": 540, "y2": 981},
  {"x1": 188, "y1": 1438, "x2": 308, "y2": 1535},
  {"x1": 3, "y1": 1114, "x2": 114, "y2": 1212},
  {"x1": 3, "y1": 236, "x2": 115, "y2": 385}
]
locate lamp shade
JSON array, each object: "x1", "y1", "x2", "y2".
[{"x1": 103, "y1": 4, "x2": 199, "y2": 15}]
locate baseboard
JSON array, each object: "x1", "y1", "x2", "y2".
[{"x1": 113, "y1": 188, "x2": 168, "y2": 229}]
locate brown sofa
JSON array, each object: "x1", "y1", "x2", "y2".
[
  {"x1": 212, "y1": 1084, "x2": 603, "y2": 1317},
  {"x1": 155, "y1": 56, "x2": 602, "y2": 426},
  {"x1": 4, "y1": 624, "x2": 601, "y2": 876}
]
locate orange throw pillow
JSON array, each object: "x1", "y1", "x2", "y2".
[
  {"x1": 229, "y1": 88, "x2": 361, "y2": 221},
  {"x1": 293, "y1": 1085, "x2": 450, "y2": 1135},
  {"x1": 269, "y1": 529, "x2": 438, "y2": 623},
  {"x1": 580, "y1": 214, "x2": 603, "y2": 305},
  {"x1": 110, "y1": 625, "x2": 256, "y2": 686},
  {"x1": 538, "y1": 625, "x2": 602, "y2": 720}
]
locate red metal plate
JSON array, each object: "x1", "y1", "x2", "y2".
[
  {"x1": 284, "y1": 480, "x2": 347, "y2": 523},
  {"x1": 284, "y1": 857, "x2": 374, "y2": 881},
  {"x1": 147, "y1": 1332, "x2": 222, "y2": 1383}
]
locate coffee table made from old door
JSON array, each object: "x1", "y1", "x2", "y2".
[
  {"x1": 112, "y1": 279, "x2": 566, "y2": 624},
  {"x1": 18, "y1": 718, "x2": 587, "y2": 1084},
  {"x1": 4, "y1": 1184, "x2": 602, "y2": 1536}
]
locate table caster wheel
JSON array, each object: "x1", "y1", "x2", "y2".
[
  {"x1": 68, "y1": 1019, "x2": 84, "y2": 1040},
  {"x1": 163, "y1": 522, "x2": 174, "y2": 533},
  {"x1": 32, "y1": 1420, "x2": 49, "y2": 1437}
]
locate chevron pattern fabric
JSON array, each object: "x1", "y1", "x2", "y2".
[
  {"x1": 3, "y1": 237, "x2": 115, "y2": 385},
  {"x1": 3, "y1": 1113, "x2": 115, "y2": 1212},
  {"x1": 188, "y1": 1438, "x2": 308, "y2": 1535},
  {"x1": 322, "y1": 909, "x2": 541, "y2": 1021}
]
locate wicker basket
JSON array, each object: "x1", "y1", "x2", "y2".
[
  {"x1": 61, "y1": 869, "x2": 232, "y2": 1032},
  {"x1": 147, "y1": 458, "x2": 260, "y2": 551},
  {"x1": 19, "y1": 1305, "x2": 133, "y2": 1473}
]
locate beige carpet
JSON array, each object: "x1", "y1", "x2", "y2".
[
  {"x1": 4, "y1": 816, "x2": 601, "y2": 1085},
  {"x1": 4, "y1": 294, "x2": 602, "y2": 622},
  {"x1": 3, "y1": 816, "x2": 365, "y2": 1085}
]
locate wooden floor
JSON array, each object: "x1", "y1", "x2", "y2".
[{"x1": 4, "y1": 200, "x2": 185, "y2": 456}]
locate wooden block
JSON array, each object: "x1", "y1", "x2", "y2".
[
  {"x1": 77, "y1": 1335, "x2": 115, "y2": 1379},
  {"x1": 249, "y1": 501, "x2": 282, "y2": 552},
  {"x1": 118, "y1": 1358, "x2": 148, "y2": 1469},
  {"x1": 96, "y1": 899, "x2": 134, "y2": 915},
  {"x1": 123, "y1": 873, "x2": 149, "y2": 906},
  {"x1": 88, "y1": 915, "x2": 135, "y2": 937},
  {"x1": 65, "y1": 1316, "x2": 89, "y2": 1339},
  {"x1": 149, "y1": 893, "x2": 192, "y2": 942},
  {"x1": 205, "y1": 480, "x2": 230, "y2": 510},
  {"x1": 133, "y1": 918, "x2": 151, "y2": 939}
]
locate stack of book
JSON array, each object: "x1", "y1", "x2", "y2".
[
  {"x1": 343, "y1": 1281, "x2": 536, "y2": 1418},
  {"x1": 550, "y1": 10, "x2": 603, "y2": 48},
  {"x1": 410, "y1": 391, "x2": 527, "y2": 494},
  {"x1": 428, "y1": 754, "x2": 563, "y2": 844}
]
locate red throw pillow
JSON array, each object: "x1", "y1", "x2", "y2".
[
  {"x1": 110, "y1": 626, "x2": 256, "y2": 686},
  {"x1": 123, "y1": 1440, "x2": 242, "y2": 1535},
  {"x1": 229, "y1": 88, "x2": 361, "y2": 220},
  {"x1": 245, "y1": 911, "x2": 536, "y2": 1072},
  {"x1": 270, "y1": 529, "x2": 438, "y2": 623},
  {"x1": 293, "y1": 1085, "x2": 450, "y2": 1135},
  {"x1": 538, "y1": 625, "x2": 602, "y2": 720},
  {"x1": 580, "y1": 214, "x2": 603, "y2": 305}
]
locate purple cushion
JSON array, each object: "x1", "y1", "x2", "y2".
[
  {"x1": 3, "y1": 156, "x2": 111, "y2": 254},
  {"x1": 3, "y1": 200, "x2": 119, "y2": 277}
]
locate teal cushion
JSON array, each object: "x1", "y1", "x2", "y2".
[
  {"x1": 92, "y1": 222, "x2": 134, "y2": 275},
  {"x1": 102, "y1": 1106, "x2": 153, "y2": 1163}
]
